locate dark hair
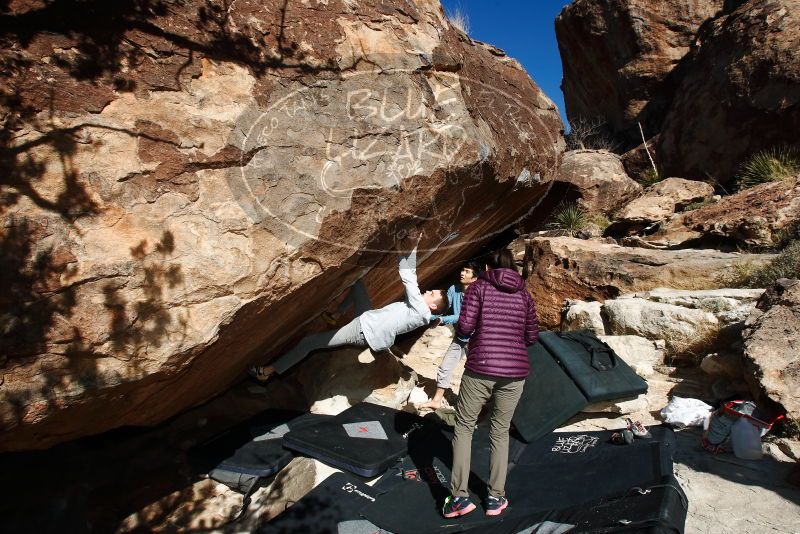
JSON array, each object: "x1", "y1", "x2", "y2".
[
  {"x1": 463, "y1": 260, "x2": 484, "y2": 277},
  {"x1": 486, "y1": 248, "x2": 516, "y2": 270},
  {"x1": 440, "y1": 290, "x2": 450, "y2": 311}
]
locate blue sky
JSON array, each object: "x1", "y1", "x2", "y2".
[{"x1": 440, "y1": 0, "x2": 572, "y2": 125}]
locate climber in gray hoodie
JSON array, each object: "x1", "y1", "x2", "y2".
[{"x1": 249, "y1": 229, "x2": 448, "y2": 381}]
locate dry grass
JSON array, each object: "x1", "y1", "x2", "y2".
[
  {"x1": 637, "y1": 168, "x2": 662, "y2": 188},
  {"x1": 448, "y1": 6, "x2": 470, "y2": 34},
  {"x1": 715, "y1": 241, "x2": 800, "y2": 288},
  {"x1": 664, "y1": 325, "x2": 721, "y2": 367},
  {"x1": 587, "y1": 212, "x2": 611, "y2": 231},
  {"x1": 680, "y1": 198, "x2": 714, "y2": 212},
  {"x1": 565, "y1": 117, "x2": 621, "y2": 152}
]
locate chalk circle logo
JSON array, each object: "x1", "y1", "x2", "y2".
[
  {"x1": 227, "y1": 66, "x2": 545, "y2": 253},
  {"x1": 551, "y1": 435, "x2": 599, "y2": 454}
]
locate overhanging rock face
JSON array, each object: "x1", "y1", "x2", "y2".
[{"x1": 0, "y1": 1, "x2": 564, "y2": 451}]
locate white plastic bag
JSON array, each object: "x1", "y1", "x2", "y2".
[
  {"x1": 731, "y1": 417, "x2": 764, "y2": 460},
  {"x1": 660, "y1": 396, "x2": 713, "y2": 428}
]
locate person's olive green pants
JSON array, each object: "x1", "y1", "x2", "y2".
[{"x1": 450, "y1": 370, "x2": 525, "y2": 498}]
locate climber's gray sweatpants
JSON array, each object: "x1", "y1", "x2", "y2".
[{"x1": 272, "y1": 281, "x2": 372, "y2": 375}]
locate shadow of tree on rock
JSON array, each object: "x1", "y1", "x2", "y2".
[
  {"x1": 104, "y1": 230, "x2": 186, "y2": 355},
  {"x1": 1, "y1": 228, "x2": 188, "y2": 446}
]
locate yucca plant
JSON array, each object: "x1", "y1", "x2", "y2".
[
  {"x1": 552, "y1": 203, "x2": 587, "y2": 236},
  {"x1": 736, "y1": 146, "x2": 800, "y2": 190}
]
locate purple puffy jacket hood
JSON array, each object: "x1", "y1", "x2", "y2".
[
  {"x1": 482, "y1": 268, "x2": 525, "y2": 293},
  {"x1": 457, "y1": 266, "x2": 539, "y2": 379}
]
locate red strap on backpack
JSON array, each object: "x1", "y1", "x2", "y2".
[{"x1": 721, "y1": 400, "x2": 785, "y2": 430}]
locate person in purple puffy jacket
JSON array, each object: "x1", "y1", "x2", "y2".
[{"x1": 442, "y1": 248, "x2": 539, "y2": 519}]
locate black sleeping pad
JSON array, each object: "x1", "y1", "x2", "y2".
[
  {"x1": 257, "y1": 472, "x2": 389, "y2": 534},
  {"x1": 188, "y1": 410, "x2": 331, "y2": 479},
  {"x1": 511, "y1": 341, "x2": 589, "y2": 443},
  {"x1": 538, "y1": 330, "x2": 648, "y2": 403},
  {"x1": 282, "y1": 401, "x2": 429, "y2": 477}
]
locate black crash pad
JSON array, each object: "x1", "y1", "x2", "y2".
[
  {"x1": 502, "y1": 426, "x2": 676, "y2": 515},
  {"x1": 372, "y1": 420, "x2": 528, "y2": 494},
  {"x1": 365, "y1": 422, "x2": 529, "y2": 533},
  {"x1": 511, "y1": 341, "x2": 589, "y2": 443},
  {"x1": 538, "y1": 330, "x2": 648, "y2": 403},
  {"x1": 365, "y1": 426, "x2": 676, "y2": 534},
  {"x1": 501, "y1": 474, "x2": 688, "y2": 534},
  {"x1": 282, "y1": 402, "x2": 429, "y2": 477},
  {"x1": 188, "y1": 410, "x2": 331, "y2": 480},
  {"x1": 257, "y1": 472, "x2": 389, "y2": 533}
]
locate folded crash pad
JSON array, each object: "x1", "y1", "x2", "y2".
[
  {"x1": 282, "y1": 401, "x2": 429, "y2": 477},
  {"x1": 188, "y1": 410, "x2": 334, "y2": 519},
  {"x1": 257, "y1": 472, "x2": 388, "y2": 533},
  {"x1": 538, "y1": 330, "x2": 648, "y2": 403},
  {"x1": 511, "y1": 341, "x2": 589, "y2": 443}
]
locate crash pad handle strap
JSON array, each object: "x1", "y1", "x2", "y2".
[
  {"x1": 561, "y1": 332, "x2": 618, "y2": 371},
  {"x1": 628, "y1": 484, "x2": 688, "y2": 511},
  {"x1": 231, "y1": 476, "x2": 261, "y2": 523}
]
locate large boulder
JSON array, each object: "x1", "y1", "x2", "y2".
[
  {"x1": 603, "y1": 297, "x2": 718, "y2": 360},
  {"x1": 555, "y1": 0, "x2": 724, "y2": 143},
  {"x1": 599, "y1": 288, "x2": 762, "y2": 359},
  {"x1": 741, "y1": 280, "x2": 800, "y2": 418},
  {"x1": 295, "y1": 346, "x2": 417, "y2": 414},
  {"x1": 562, "y1": 287, "x2": 763, "y2": 363},
  {"x1": 657, "y1": 0, "x2": 800, "y2": 183},
  {"x1": 0, "y1": 1, "x2": 564, "y2": 451},
  {"x1": 610, "y1": 177, "x2": 714, "y2": 235},
  {"x1": 517, "y1": 236, "x2": 771, "y2": 329},
  {"x1": 553, "y1": 150, "x2": 642, "y2": 215},
  {"x1": 562, "y1": 300, "x2": 605, "y2": 335},
  {"x1": 640, "y1": 288, "x2": 764, "y2": 326},
  {"x1": 645, "y1": 178, "x2": 716, "y2": 210},
  {"x1": 644, "y1": 177, "x2": 800, "y2": 249}
]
